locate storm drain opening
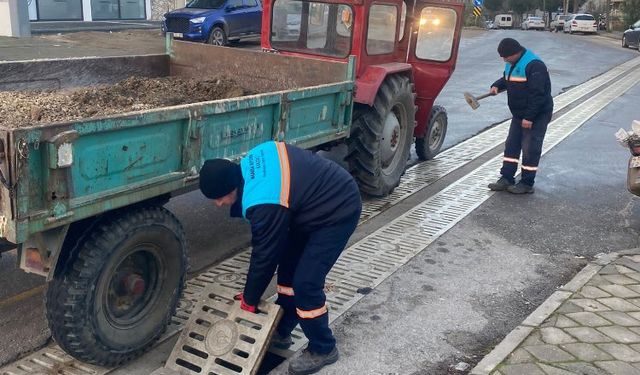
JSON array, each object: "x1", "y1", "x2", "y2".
[
  {"x1": 164, "y1": 285, "x2": 282, "y2": 375},
  {"x1": 0, "y1": 348, "x2": 103, "y2": 375}
]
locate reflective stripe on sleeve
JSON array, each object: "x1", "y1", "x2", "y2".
[
  {"x1": 275, "y1": 142, "x2": 291, "y2": 208},
  {"x1": 296, "y1": 304, "x2": 328, "y2": 319},
  {"x1": 277, "y1": 285, "x2": 295, "y2": 296}
]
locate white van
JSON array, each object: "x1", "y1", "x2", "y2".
[{"x1": 494, "y1": 14, "x2": 514, "y2": 29}]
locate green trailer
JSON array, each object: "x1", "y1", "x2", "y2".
[{"x1": 0, "y1": 39, "x2": 355, "y2": 365}]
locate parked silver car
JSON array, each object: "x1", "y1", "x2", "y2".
[{"x1": 550, "y1": 14, "x2": 572, "y2": 32}]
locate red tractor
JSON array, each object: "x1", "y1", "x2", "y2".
[{"x1": 262, "y1": 0, "x2": 463, "y2": 196}]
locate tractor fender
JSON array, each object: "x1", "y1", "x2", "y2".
[{"x1": 355, "y1": 63, "x2": 413, "y2": 106}]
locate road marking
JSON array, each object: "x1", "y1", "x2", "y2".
[
  {"x1": 0, "y1": 285, "x2": 45, "y2": 310},
  {"x1": 2, "y1": 57, "x2": 639, "y2": 375}
]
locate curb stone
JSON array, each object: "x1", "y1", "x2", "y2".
[{"x1": 469, "y1": 252, "x2": 629, "y2": 375}]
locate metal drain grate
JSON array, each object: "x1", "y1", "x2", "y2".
[
  {"x1": 165, "y1": 285, "x2": 281, "y2": 375},
  {"x1": 2, "y1": 56, "x2": 639, "y2": 375},
  {"x1": 0, "y1": 348, "x2": 104, "y2": 375}
]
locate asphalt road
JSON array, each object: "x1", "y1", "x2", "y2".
[{"x1": 0, "y1": 28, "x2": 639, "y2": 372}]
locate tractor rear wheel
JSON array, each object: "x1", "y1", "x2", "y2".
[
  {"x1": 416, "y1": 105, "x2": 448, "y2": 161},
  {"x1": 347, "y1": 75, "x2": 416, "y2": 196},
  {"x1": 45, "y1": 205, "x2": 187, "y2": 366}
]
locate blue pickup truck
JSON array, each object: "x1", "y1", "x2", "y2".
[{"x1": 163, "y1": 0, "x2": 262, "y2": 46}]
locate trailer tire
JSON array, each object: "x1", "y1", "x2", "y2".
[
  {"x1": 416, "y1": 105, "x2": 447, "y2": 161},
  {"x1": 45, "y1": 206, "x2": 187, "y2": 366},
  {"x1": 347, "y1": 75, "x2": 416, "y2": 197},
  {"x1": 208, "y1": 26, "x2": 228, "y2": 46}
]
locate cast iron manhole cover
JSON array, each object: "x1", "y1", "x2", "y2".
[
  {"x1": 213, "y1": 273, "x2": 241, "y2": 283},
  {"x1": 205, "y1": 320, "x2": 239, "y2": 356}
]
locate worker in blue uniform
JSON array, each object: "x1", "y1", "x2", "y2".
[
  {"x1": 199, "y1": 141, "x2": 362, "y2": 375},
  {"x1": 488, "y1": 38, "x2": 554, "y2": 194}
]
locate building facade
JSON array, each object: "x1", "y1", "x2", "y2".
[{"x1": 26, "y1": 0, "x2": 187, "y2": 21}]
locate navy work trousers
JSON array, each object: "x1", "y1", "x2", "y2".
[
  {"x1": 275, "y1": 209, "x2": 361, "y2": 354},
  {"x1": 500, "y1": 111, "x2": 552, "y2": 186}
]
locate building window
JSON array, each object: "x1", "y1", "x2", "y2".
[
  {"x1": 92, "y1": 0, "x2": 146, "y2": 19},
  {"x1": 37, "y1": 0, "x2": 83, "y2": 20}
]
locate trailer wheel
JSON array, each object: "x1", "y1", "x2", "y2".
[
  {"x1": 45, "y1": 206, "x2": 187, "y2": 366},
  {"x1": 416, "y1": 105, "x2": 448, "y2": 161},
  {"x1": 347, "y1": 75, "x2": 416, "y2": 196},
  {"x1": 208, "y1": 26, "x2": 228, "y2": 46}
]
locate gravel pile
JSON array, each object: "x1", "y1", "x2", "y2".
[{"x1": 0, "y1": 76, "x2": 248, "y2": 128}]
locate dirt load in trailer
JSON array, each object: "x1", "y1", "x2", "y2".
[{"x1": 0, "y1": 39, "x2": 355, "y2": 367}]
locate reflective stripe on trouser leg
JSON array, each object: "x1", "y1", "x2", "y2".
[
  {"x1": 297, "y1": 304, "x2": 328, "y2": 319},
  {"x1": 520, "y1": 111, "x2": 551, "y2": 186},
  {"x1": 292, "y1": 209, "x2": 360, "y2": 354},
  {"x1": 500, "y1": 117, "x2": 523, "y2": 182},
  {"x1": 276, "y1": 230, "x2": 308, "y2": 337}
]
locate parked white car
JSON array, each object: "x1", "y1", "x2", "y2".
[
  {"x1": 521, "y1": 16, "x2": 545, "y2": 30},
  {"x1": 550, "y1": 14, "x2": 572, "y2": 32},
  {"x1": 564, "y1": 14, "x2": 598, "y2": 34}
]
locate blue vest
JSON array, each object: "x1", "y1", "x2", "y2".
[
  {"x1": 503, "y1": 50, "x2": 541, "y2": 83},
  {"x1": 240, "y1": 141, "x2": 291, "y2": 218}
]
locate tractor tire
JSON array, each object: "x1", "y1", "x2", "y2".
[
  {"x1": 45, "y1": 206, "x2": 187, "y2": 366},
  {"x1": 416, "y1": 105, "x2": 448, "y2": 161},
  {"x1": 347, "y1": 74, "x2": 416, "y2": 196},
  {"x1": 208, "y1": 26, "x2": 228, "y2": 46}
]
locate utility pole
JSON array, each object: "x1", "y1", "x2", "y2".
[{"x1": 563, "y1": 0, "x2": 569, "y2": 14}]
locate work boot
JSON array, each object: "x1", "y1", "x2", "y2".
[
  {"x1": 288, "y1": 347, "x2": 339, "y2": 375},
  {"x1": 270, "y1": 332, "x2": 293, "y2": 350},
  {"x1": 507, "y1": 182, "x2": 534, "y2": 194},
  {"x1": 488, "y1": 177, "x2": 514, "y2": 191}
]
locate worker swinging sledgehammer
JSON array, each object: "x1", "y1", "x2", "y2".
[{"x1": 199, "y1": 141, "x2": 362, "y2": 375}]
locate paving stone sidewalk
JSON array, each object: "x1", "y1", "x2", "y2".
[{"x1": 472, "y1": 250, "x2": 640, "y2": 375}]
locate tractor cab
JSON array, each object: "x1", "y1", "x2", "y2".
[{"x1": 261, "y1": 0, "x2": 464, "y2": 196}]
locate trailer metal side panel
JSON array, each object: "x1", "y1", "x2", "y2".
[{"x1": 5, "y1": 82, "x2": 353, "y2": 244}]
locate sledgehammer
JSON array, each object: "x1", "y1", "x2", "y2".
[{"x1": 463, "y1": 91, "x2": 500, "y2": 110}]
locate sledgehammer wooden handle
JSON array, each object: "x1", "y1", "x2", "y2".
[{"x1": 475, "y1": 92, "x2": 494, "y2": 100}]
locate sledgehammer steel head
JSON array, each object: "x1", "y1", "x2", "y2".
[{"x1": 464, "y1": 92, "x2": 479, "y2": 110}]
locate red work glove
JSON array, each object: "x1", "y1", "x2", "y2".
[{"x1": 234, "y1": 293, "x2": 258, "y2": 313}]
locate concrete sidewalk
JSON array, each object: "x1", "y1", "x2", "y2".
[{"x1": 472, "y1": 249, "x2": 640, "y2": 375}]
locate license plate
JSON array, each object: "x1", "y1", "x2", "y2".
[
  {"x1": 630, "y1": 156, "x2": 640, "y2": 168},
  {"x1": 173, "y1": 32, "x2": 183, "y2": 38}
]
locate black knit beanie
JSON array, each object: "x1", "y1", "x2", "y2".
[
  {"x1": 199, "y1": 159, "x2": 242, "y2": 199},
  {"x1": 497, "y1": 38, "x2": 524, "y2": 57}
]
